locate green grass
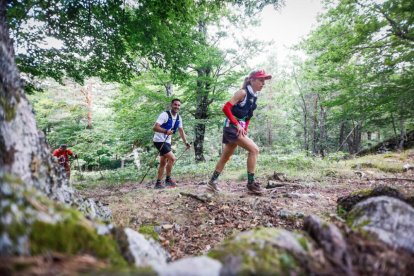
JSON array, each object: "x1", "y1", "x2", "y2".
[{"x1": 72, "y1": 149, "x2": 412, "y2": 187}]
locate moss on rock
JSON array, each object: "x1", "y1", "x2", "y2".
[
  {"x1": 138, "y1": 225, "x2": 159, "y2": 241},
  {"x1": 1, "y1": 178, "x2": 127, "y2": 267},
  {"x1": 29, "y1": 209, "x2": 127, "y2": 267},
  {"x1": 208, "y1": 227, "x2": 313, "y2": 275},
  {"x1": 337, "y1": 185, "x2": 405, "y2": 217}
]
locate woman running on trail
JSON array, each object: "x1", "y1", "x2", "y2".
[{"x1": 207, "y1": 69, "x2": 272, "y2": 195}]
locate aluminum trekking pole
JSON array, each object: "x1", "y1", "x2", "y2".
[
  {"x1": 174, "y1": 142, "x2": 192, "y2": 165},
  {"x1": 139, "y1": 133, "x2": 170, "y2": 185}
]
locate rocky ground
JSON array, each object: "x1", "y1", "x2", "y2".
[
  {"x1": 2, "y1": 150, "x2": 413, "y2": 275},
  {"x1": 78, "y1": 153, "x2": 414, "y2": 261}
]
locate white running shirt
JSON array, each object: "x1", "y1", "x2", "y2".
[{"x1": 153, "y1": 111, "x2": 183, "y2": 144}]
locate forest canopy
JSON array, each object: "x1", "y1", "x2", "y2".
[{"x1": 6, "y1": 0, "x2": 414, "y2": 170}]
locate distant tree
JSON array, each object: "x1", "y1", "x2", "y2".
[{"x1": 300, "y1": 0, "x2": 414, "y2": 153}]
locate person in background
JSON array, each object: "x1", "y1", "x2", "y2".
[
  {"x1": 152, "y1": 98, "x2": 191, "y2": 189},
  {"x1": 207, "y1": 69, "x2": 272, "y2": 195},
  {"x1": 53, "y1": 144, "x2": 78, "y2": 179}
]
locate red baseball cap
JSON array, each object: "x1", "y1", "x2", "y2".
[{"x1": 250, "y1": 69, "x2": 272, "y2": 80}]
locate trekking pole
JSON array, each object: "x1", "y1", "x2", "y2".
[
  {"x1": 139, "y1": 133, "x2": 170, "y2": 185},
  {"x1": 174, "y1": 142, "x2": 192, "y2": 165},
  {"x1": 76, "y1": 156, "x2": 83, "y2": 178}
]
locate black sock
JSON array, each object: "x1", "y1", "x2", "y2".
[
  {"x1": 211, "y1": 171, "x2": 220, "y2": 181},
  {"x1": 166, "y1": 176, "x2": 171, "y2": 181},
  {"x1": 247, "y1": 172, "x2": 255, "y2": 184},
  {"x1": 156, "y1": 179, "x2": 162, "y2": 184}
]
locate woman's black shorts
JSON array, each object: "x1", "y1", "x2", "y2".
[
  {"x1": 222, "y1": 127, "x2": 239, "y2": 144},
  {"x1": 153, "y1": 142, "x2": 172, "y2": 156}
]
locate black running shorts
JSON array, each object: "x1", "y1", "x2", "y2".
[
  {"x1": 153, "y1": 142, "x2": 172, "y2": 156},
  {"x1": 222, "y1": 127, "x2": 239, "y2": 144}
]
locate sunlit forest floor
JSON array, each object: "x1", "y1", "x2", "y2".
[{"x1": 76, "y1": 149, "x2": 414, "y2": 261}]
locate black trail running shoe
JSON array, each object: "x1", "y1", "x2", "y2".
[
  {"x1": 165, "y1": 179, "x2": 177, "y2": 188},
  {"x1": 154, "y1": 181, "x2": 165, "y2": 189}
]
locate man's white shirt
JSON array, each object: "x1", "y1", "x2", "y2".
[{"x1": 153, "y1": 111, "x2": 183, "y2": 144}]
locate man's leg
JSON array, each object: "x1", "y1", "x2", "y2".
[
  {"x1": 64, "y1": 164, "x2": 71, "y2": 179},
  {"x1": 164, "y1": 151, "x2": 177, "y2": 187},
  {"x1": 157, "y1": 155, "x2": 167, "y2": 180},
  {"x1": 154, "y1": 155, "x2": 167, "y2": 189}
]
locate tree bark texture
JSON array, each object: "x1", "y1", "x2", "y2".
[
  {"x1": 338, "y1": 121, "x2": 346, "y2": 151},
  {"x1": 399, "y1": 116, "x2": 406, "y2": 150},
  {"x1": 80, "y1": 83, "x2": 93, "y2": 129},
  {"x1": 0, "y1": 1, "x2": 69, "y2": 198},
  {"x1": 194, "y1": 67, "x2": 211, "y2": 162},
  {"x1": 311, "y1": 95, "x2": 319, "y2": 155},
  {"x1": 300, "y1": 93, "x2": 309, "y2": 152},
  {"x1": 318, "y1": 105, "x2": 327, "y2": 157},
  {"x1": 267, "y1": 119, "x2": 273, "y2": 145}
]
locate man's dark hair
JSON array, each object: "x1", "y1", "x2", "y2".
[{"x1": 171, "y1": 98, "x2": 181, "y2": 104}]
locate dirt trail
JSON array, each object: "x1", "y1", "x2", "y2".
[{"x1": 78, "y1": 168, "x2": 414, "y2": 260}]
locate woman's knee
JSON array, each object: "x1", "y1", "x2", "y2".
[
  {"x1": 249, "y1": 145, "x2": 259, "y2": 156},
  {"x1": 221, "y1": 155, "x2": 232, "y2": 163}
]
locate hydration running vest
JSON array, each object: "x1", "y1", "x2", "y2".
[
  {"x1": 160, "y1": 110, "x2": 181, "y2": 134},
  {"x1": 231, "y1": 86, "x2": 257, "y2": 121}
]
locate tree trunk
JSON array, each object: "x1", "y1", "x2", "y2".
[
  {"x1": 399, "y1": 116, "x2": 406, "y2": 150},
  {"x1": 0, "y1": 2, "x2": 67, "y2": 197},
  {"x1": 193, "y1": 67, "x2": 211, "y2": 162},
  {"x1": 1, "y1": 4, "x2": 113, "y2": 255},
  {"x1": 347, "y1": 121, "x2": 362, "y2": 154},
  {"x1": 80, "y1": 83, "x2": 93, "y2": 129},
  {"x1": 391, "y1": 113, "x2": 398, "y2": 136},
  {"x1": 267, "y1": 118, "x2": 273, "y2": 145},
  {"x1": 299, "y1": 94, "x2": 309, "y2": 152},
  {"x1": 293, "y1": 69, "x2": 309, "y2": 153},
  {"x1": 311, "y1": 95, "x2": 319, "y2": 155},
  {"x1": 353, "y1": 123, "x2": 362, "y2": 154},
  {"x1": 338, "y1": 121, "x2": 346, "y2": 151},
  {"x1": 192, "y1": 20, "x2": 212, "y2": 162},
  {"x1": 165, "y1": 82, "x2": 173, "y2": 97},
  {"x1": 318, "y1": 105, "x2": 327, "y2": 157}
]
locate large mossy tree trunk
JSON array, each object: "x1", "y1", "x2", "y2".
[
  {"x1": 1, "y1": 3, "x2": 114, "y2": 256},
  {"x1": 0, "y1": 1, "x2": 65, "y2": 194}
]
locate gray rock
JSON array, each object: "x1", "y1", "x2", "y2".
[
  {"x1": 277, "y1": 209, "x2": 304, "y2": 219},
  {"x1": 73, "y1": 197, "x2": 112, "y2": 222},
  {"x1": 304, "y1": 215, "x2": 353, "y2": 275},
  {"x1": 124, "y1": 228, "x2": 170, "y2": 268},
  {"x1": 349, "y1": 196, "x2": 414, "y2": 253},
  {"x1": 155, "y1": 256, "x2": 222, "y2": 276},
  {"x1": 209, "y1": 227, "x2": 326, "y2": 275},
  {"x1": 277, "y1": 209, "x2": 293, "y2": 219},
  {"x1": 154, "y1": 225, "x2": 162, "y2": 234}
]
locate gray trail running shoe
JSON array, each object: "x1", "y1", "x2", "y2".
[
  {"x1": 206, "y1": 179, "x2": 220, "y2": 193},
  {"x1": 165, "y1": 179, "x2": 177, "y2": 188},
  {"x1": 154, "y1": 181, "x2": 165, "y2": 189},
  {"x1": 247, "y1": 181, "x2": 264, "y2": 195}
]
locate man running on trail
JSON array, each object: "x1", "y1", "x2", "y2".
[
  {"x1": 152, "y1": 98, "x2": 191, "y2": 189},
  {"x1": 53, "y1": 144, "x2": 78, "y2": 179}
]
